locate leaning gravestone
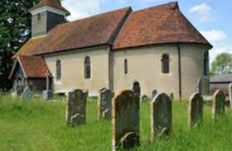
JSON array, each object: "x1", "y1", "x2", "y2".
[
  {"x1": 132, "y1": 82, "x2": 141, "y2": 98},
  {"x1": 152, "y1": 89, "x2": 158, "y2": 99},
  {"x1": 66, "y1": 89, "x2": 88, "y2": 126},
  {"x1": 188, "y1": 92, "x2": 203, "y2": 128},
  {"x1": 229, "y1": 83, "x2": 232, "y2": 106},
  {"x1": 21, "y1": 86, "x2": 33, "y2": 100},
  {"x1": 170, "y1": 93, "x2": 174, "y2": 101},
  {"x1": 151, "y1": 93, "x2": 172, "y2": 141},
  {"x1": 197, "y1": 78, "x2": 202, "y2": 94},
  {"x1": 112, "y1": 90, "x2": 140, "y2": 151},
  {"x1": 212, "y1": 90, "x2": 225, "y2": 119},
  {"x1": 98, "y1": 88, "x2": 114, "y2": 120}
]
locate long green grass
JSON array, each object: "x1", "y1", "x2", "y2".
[{"x1": 0, "y1": 94, "x2": 232, "y2": 151}]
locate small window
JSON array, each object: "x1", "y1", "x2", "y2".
[
  {"x1": 203, "y1": 52, "x2": 209, "y2": 76},
  {"x1": 56, "y1": 59, "x2": 61, "y2": 80},
  {"x1": 84, "y1": 56, "x2": 91, "y2": 79},
  {"x1": 37, "y1": 13, "x2": 41, "y2": 21},
  {"x1": 161, "y1": 54, "x2": 170, "y2": 74},
  {"x1": 124, "y1": 59, "x2": 128, "y2": 74}
]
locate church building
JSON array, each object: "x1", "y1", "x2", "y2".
[{"x1": 9, "y1": 0, "x2": 212, "y2": 99}]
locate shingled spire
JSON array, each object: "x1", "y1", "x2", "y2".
[{"x1": 30, "y1": 0, "x2": 69, "y2": 37}]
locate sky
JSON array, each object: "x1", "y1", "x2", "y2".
[{"x1": 62, "y1": 0, "x2": 232, "y2": 63}]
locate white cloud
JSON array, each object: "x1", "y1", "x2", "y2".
[
  {"x1": 62, "y1": 0, "x2": 105, "y2": 21},
  {"x1": 209, "y1": 44, "x2": 232, "y2": 63},
  {"x1": 200, "y1": 29, "x2": 231, "y2": 62},
  {"x1": 190, "y1": 3, "x2": 211, "y2": 15},
  {"x1": 200, "y1": 30, "x2": 228, "y2": 43},
  {"x1": 189, "y1": 3, "x2": 214, "y2": 22}
]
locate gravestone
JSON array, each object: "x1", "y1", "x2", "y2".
[
  {"x1": 170, "y1": 93, "x2": 174, "y2": 101},
  {"x1": 98, "y1": 88, "x2": 114, "y2": 120},
  {"x1": 212, "y1": 90, "x2": 225, "y2": 119},
  {"x1": 141, "y1": 95, "x2": 148, "y2": 102},
  {"x1": 188, "y1": 92, "x2": 203, "y2": 128},
  {"x1": 132, "y1": 81, "x2": 141, "y2": 98},
  {"x1": 197, "y1": 79, "x2": 202, "y2": 94},
  {"x1": 66, "y1": 89, "x2": 88, "y2": 126},
  {"x1": 229, "y1": 83, "x2": 232, "y2": 106},
  {"x1": 112, "y1": 90, "x2": 140, "y2": 151},
  {"x1": 21, "y1": 86, "x2": 33, "y2": 100},
  {"x1": 152, "y1": 89, "x2": 158, "y2": 99},
  {"x1": 151, "y1": 93, "x2": 172, "y2": 141},
  {"x1": 42, "y1": 90, "x2": 53, "y2": 100}
]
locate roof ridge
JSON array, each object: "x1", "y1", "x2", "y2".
[
  {"x1": 55, "y1": 6, "x2": 132, "y2": 28},
  {"x1": 134, "y1": 1, "x2": 179, "y2": 13}
]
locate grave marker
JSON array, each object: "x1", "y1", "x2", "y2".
[
  {"x1": 21, "y1": 86, "x2": 33, "y2": 100},
  {"x1": 150, "y1": 93, "x2": 172, "y2": 141},
  {"x1": 98, "y1": 88, "x2": 114, "y2": 120},
  {"x1": 188, "y1": 92, "x2": 203, "y2": 128},
  {"x1": 229, "y1": 83, "x2": 232, "y2": 106},
  {"x1": 152, "y1": 89, "x2": 158, "y2": 99},
  {"x1": 112, "y1": 90, "x2": 140, "y2": 151},
  {"x1": 212, "y1": 90, "x2": 225, "y2": 119},
  {"x1": 66, "y1": 89, "x2": 88, "y2": 126}
]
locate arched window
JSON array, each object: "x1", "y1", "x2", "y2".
[
  {"x1": 161, "y1": 54, "x2": 170, "y2": 74},
  {"x1": 56, "y1": 59, "x2": 61, "y2": 80},
  {"x1": 203, "y1": 52, "x2": 209, "y2": 76},
  {"x1": 84, "y1": 56, "x2": 91, "y2": 79},
  {"x1": 124, "y1": 59, "x2": 128, "y2": 74}
]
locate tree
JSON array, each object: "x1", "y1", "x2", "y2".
[
  {"x1": 0, "y1": 0, "x2": 62, "y2": 91},
  {"x1": 211, "y1": 52, "x2": 232, "y2": 75}
]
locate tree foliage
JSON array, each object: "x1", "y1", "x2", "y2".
[
  {"x1": 211, "y1": 52, "x2": 232, "y2": 75},
  {"x1": 0, "y1": 0, "x2": 62, "y2": 91}
]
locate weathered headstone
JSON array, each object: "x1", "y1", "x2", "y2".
[
  {"x1": 188, "y1": 92, "x2": 203, "y2": 128},
  {"x1": 141, "y1": 95, "x2": 148, "y2": 102},
  {"x1": 229, "y1": 83, "x2": 232, "y2": 106},
  {"x1": 132, "y1": 81, "x2": 141, "y2": 98},
  {"x1": 98, "y1": 88, "x2": 114, "y2": 120},
  {"x1": 152, "y1": 89, "x2": 158, "y2": 99},
  {"x1": 112, "y1": 90, "x2": 140, "y2": 151},
  {"x1": 212, "y1": 90, "x2": 225, "y2": 119},
  {"x1": 170, "y1": 93, "x2": 174, "y2": 101},
  {"x1": 150, "y1": 93, "x2": 172, "y2": 141},
  {"x1": 197, "y1": 78, "x2": 202, "y2": 94},
  {"x1": 66, "y1": 89, "x2": 88, "y2": 126},
  {"x1": 42, "y1": 90, "x2": 53, "y2": 100},
  {"x1": 21, "y1": 86, "x2": 33, "y2": 100}
]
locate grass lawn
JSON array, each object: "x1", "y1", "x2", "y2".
[{"x1": 0, "y1": 94, "x2": 232, "y2": 151}]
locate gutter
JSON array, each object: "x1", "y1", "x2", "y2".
[{"x1": 177, "y1": 44, "x2": 182, "y2": 100}]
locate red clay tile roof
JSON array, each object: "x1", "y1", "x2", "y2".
[
  {"x1": 113, "y1": 2, "x2": 212, "y2": 50},
  {"x1": 16, "y1": 7, "x2": 131, "y2": 56},
  {"x1": 13, "y1": 37, "x2": 46, "y2": 58},
  {"x1": 18, "y1": 55, "x2": 49, "y2": 78},
  {"x1": 30, "y1": 0, "x2": 69, "y2": 13}
]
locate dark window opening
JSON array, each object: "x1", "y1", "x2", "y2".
[
  {"x1": 124, "y1": 59, "x2": 128, "y2": 74},
  {"x1": 56, "y1": 59, "x2": 61, "y2": 80},
  {"x1": 161, "y1": 54, "x2": 170, "y2": 74},
  {"x1": 84, "y1": 56, "x2": 91, "y2": 79}
]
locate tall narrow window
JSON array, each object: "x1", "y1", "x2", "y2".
[
  {"x1": 56, "y1": 59, "x2": 61, "y2": 80},
  {"x1": 161, "y1": 54, "x2": 170, "y2": 74},
  {"x1": 124, "y1": 59, "x2": 128, "y2": 74},
  {"x1": 84, "y1": 56, "x2": 91, "y2": 79},
  {"x1": 203, "y1": 52, "x2": 209, "y2": 76}
]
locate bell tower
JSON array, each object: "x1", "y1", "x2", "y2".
[{"x1": 29, "y1": 0, "x2": 69, "y2": 37}]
